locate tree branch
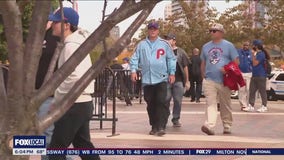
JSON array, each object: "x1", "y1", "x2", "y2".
[
  {"x1": 30, "y1": 0, "x2": 161, "y2": 111},
  {"x1": 43, "y1": 0, "x2": 65, "y2": 85},
  {"x1": 0, "y1": 1, "x2": 24, "y2": 103},
  {"x1": 23, "y1": 1, "x2": 51, "y2": 98},
  {"x1": 102, "y1": 0, "x2": 108, "y2": 54},
  {"x1": 38, "y1": 3, "x2": 156, "y2": 133}
]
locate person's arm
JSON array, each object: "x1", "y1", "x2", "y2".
[
  {"x1": 201, "y1": 60, "x2": 206, "y2": 80},
  {"x1": 166, "y1": 44, "x2": 176, "y2": 84},
  {"x1": 221, "y1": 43, "x2": 239, "y2": 74},
  {"x1": 200, "y1": 47, "x2": 206, "y2": 80},
  {"x1": 231, "y1": 45, "x2": 240, "y2": 65},
  {"x1": 252, "y1": 51, "x2": 265, "y2": 66},
  {"x1": 130, "y1": 45, "x2": 140, "y2": 82}
]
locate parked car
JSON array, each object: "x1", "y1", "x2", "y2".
[
  {"x1": 266, "y1": 69, "x2": 284, "y2": 101},
  {"x1": 230, "y1": 69, "x2": 284, "y2": 101}
]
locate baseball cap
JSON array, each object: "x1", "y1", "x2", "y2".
[
  {"x1": 252, "y1": 39, "x2": 263, "y2": 46},
  {"x1": 147, "y1": 22, "x2": 159, "y2": 29},
  {"x1": 210, "y1": 23, "x2": 225, "y2": 33},
  {"x1": 165, "y1": 33, "x2": 176, "y2": 40},
  {"x1": 49, "y1": 7, "x2": 79, "y2": 26},
  {"x1": 123, "y1": 57, "x2": 129, "y2": 61}
]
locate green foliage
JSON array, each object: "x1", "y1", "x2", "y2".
[
  {"x1": 0, "y1": 0, "x2": 59, "y2": 62},
  {"x1": 89, "y1": 37, "x2": 116, "y2": 63},
  {"x1": 138, "y1": 1, "x2": 215, "y2": 56}
]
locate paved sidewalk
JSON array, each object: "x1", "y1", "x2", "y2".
[{"x1": 30, "y1": 97, "x2": 284, "y2": 160}]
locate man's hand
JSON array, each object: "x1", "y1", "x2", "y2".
[
  {"x1": 131, "y1": 72, "x2": 137, "y2": 82},
  {"x1": 185, "y1": 81, "x2": 190, "y2": 91},
  {"x1": 168, "y1": 75, "x2": 175, "y2": 84},
  {"x1": 220, "y1": 67, "x2": 226, "y2": 74}
]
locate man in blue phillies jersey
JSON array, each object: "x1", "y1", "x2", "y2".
[
  {"x1": 238, "y1": 41, "x2": 253, "y2": 111},
  {"x1": 200, "y1": 23, "x2": 239, "y2": 135},
  {"x1": 130, "y1": 21, "x2": 176, "y2": 136}
]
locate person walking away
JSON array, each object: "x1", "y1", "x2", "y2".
[
  {"x1": 130, "y1": 21, "x2": 176, "y2": 136},
  {"x1": 237, "y1": 41, "x2": 253, "y2": 111},
  {"x1": 245, "y1": 40, "x2": 270, "y2": 112},
  {"x1": 165, "y1": 33, "x2": 190, "y2": 127},
  {"x1": 200, "y1": 23, "x2": 239, "y2": 135},
  {"x1": 48, "y1": 7, "x2": 100, "y2": 160},
  {"x1": 190, "y1": 48, "x2": 203, "y2": 103}
]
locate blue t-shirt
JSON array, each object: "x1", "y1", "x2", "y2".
[
  {"x1": 238, "y1": 49, "x2": 252, "y2": 73},
  {"x1": 252, "y1": 51, "x2": 266, "y2": 77},
  {"x1": 201, "y1": 39, "x2": 239, "y2": 83}
]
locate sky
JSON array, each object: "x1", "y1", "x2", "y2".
[{"x1": 76, "y1": 0, "x2": 243, "y2": 38}]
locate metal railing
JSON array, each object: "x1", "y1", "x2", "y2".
[{"x1": 91, "y1": 68, "x2": 142, "y2": 136}]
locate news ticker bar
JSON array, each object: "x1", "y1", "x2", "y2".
[{"x1": 13, "y1": 148, "x2": 284, "y2": 155}]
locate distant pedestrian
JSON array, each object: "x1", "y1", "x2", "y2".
[
  {"x1": 110, "y1": 58, "x2": 132, "y2": 106},
  {"x1": 48, "y1": 7, "x2": 100, "y2": 160},
  {"x1": 246, "y1": 40, "x2": 270, "y2": 112},
  {"x1": 200, "y1": 23, "x2": 239, "y2": 135},
  {"x1": 165, "y1": 33, "x2": 190, "y2": 127},
  {"x1": 190, "y1": 48, "x2": 202, "y2": 103},
  {"x1": 122, "y1": 57, "x2": 130, "y2": 70},
  {"x1": 238, "y1": 41, "x2": 253, "y2": 111},
  {"x1": 130, "y1": 21, "x2": 176, "y2": 136}
]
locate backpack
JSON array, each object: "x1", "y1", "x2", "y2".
[{"x1": 264, "y1": 59, "x2": 272, "y2": 75}]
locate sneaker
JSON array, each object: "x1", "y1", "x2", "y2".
[
  {"x1": 157, "y1": 129, "x2": 166, "y2": 136},
  {"x1": 173, "y1": 121, "x2": 182, "y2": 127},
  {"x1": 257, "y1": 105, "x2": 268, "y2": 112},
  {"x1": 201, "y1": 125, "x2": 215, "y2": 135},
  {"x1": 242, "y1": 105, "x2": 254, "y2": 112},
  {"x1": 223, "y1": 127, "x2": 231, "y2": 134}
]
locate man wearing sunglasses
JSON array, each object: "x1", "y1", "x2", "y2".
[{"x1": 200, "y1": 23, "x2": 239, "y2": 135}]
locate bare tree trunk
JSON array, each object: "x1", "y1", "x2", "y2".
[
  {"x1": 0, "y1": 2, "x2": 28, "y2": 159},
  {"x1": 38, "y1": 3, "x2": 157, "y2": 132},
  {"x1": 43, "y1": 1, "x2": 65, "y2": 86},
  {"x1": 24, "y1": 1, "x2": 51, "y2": 98}
]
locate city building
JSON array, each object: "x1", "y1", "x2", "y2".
[
  {"x1": 164, "y1": 4, "x2": 172, "y2": 20},
  {"x1": 244, "y1": 0, "x2": 266, "y2": 28},
  {"x1": 165, "y1": 0, "x2": 208, "y2": 27}
]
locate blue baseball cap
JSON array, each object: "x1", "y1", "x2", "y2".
[
  {"x1": 49, "y1": 7, "x2": 79, "y2": 26},
  {"x1": 147, "y1": 22, "x2": 159, "y2": 29},
  {"x1": 252, "y1": 39, "x2": 263, "y2": 46}
]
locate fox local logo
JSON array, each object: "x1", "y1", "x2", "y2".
[{"x1": 13, "y1": 136, "x2": 46, "y2": 148}]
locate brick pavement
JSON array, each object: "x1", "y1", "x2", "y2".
[{"x1": 30, "y1": 98, "x2": 284, "y2": 160}]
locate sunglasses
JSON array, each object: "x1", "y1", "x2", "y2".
[{"x1": 209, "y1": 30, "x2": 218, "y2": 33}]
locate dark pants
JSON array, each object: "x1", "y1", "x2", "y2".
[
  {"x1": 144, "y1": 82, "x2": 169, "y2": 130},
  {"x1": 249, "y1": 77, "x2": 267, "y2": 106},
  {"x1": 190, "y1": 75, "x2": 202, "y2": 101},
  {"x1": 49, "y1": 101, "x2": 100, "y2": 160}
]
